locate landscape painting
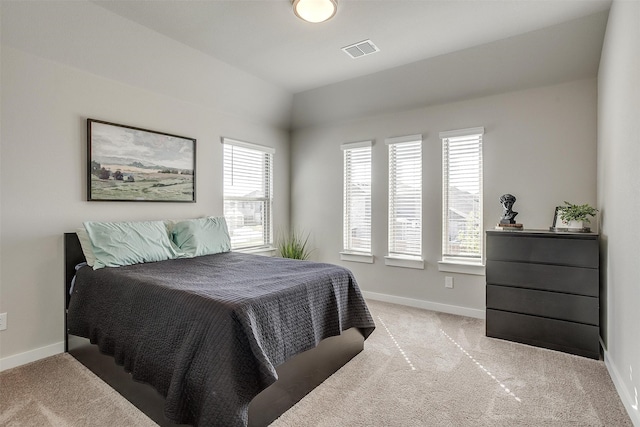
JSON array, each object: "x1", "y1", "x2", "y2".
[{"x1": 87, "y1": 119, "x2": 196, "y2": 202}]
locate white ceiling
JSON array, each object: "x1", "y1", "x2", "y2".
[{"x1": 93, "y1": 0, "x2": 612, "y2": 95}]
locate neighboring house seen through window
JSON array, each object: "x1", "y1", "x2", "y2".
[
  {"x1": 386, "y1": 134, "x2": 423, "y2": 269},
  {"x1": 341, "y1": 141, "x2": 373, "y2": 263},
  {"x1": 440, "y1": 127, "x2": 484, "y2": 268},
  {"x1": 222, "y1": 138, "x2": 274, "y2": 250}
]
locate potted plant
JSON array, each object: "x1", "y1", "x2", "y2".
[
  {"x1": 557, "y1": 201, "x2": 598, "y2": 230},
  {"x1": 276, "y1": 229, "x2": 313, "y2": 260}
]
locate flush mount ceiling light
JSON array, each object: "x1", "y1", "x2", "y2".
[{"x1": 292, "y1": 0, "x2": 337, "y2": 23}]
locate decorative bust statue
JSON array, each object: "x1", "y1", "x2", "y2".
[{"x1": 499, "y1": 194, "x2": 518, "y2": 224}]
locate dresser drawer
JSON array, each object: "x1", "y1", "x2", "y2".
[
  {"x1": 486, "y1": 234, "x2": 598, "y2": 268},
  {"x1": 486, "y1": 260, "x2": 598, "y2": 296},
  {"x1": 487, "y1": 284, "x2": 598, "y2": 325},
  {"x1": 486, "y1": 309, "x2": 600, "y2": 359}
]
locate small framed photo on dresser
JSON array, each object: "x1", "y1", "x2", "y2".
[{"x1": 551, "y1": 206, "x2": 561, "y2": 229}]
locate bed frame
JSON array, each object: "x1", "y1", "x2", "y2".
[{"x1": 64, "y1": 233, "x2": 365, "y2": 427}]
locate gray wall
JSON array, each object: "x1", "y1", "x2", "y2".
[
  {"x1": 0, "y1": 2, "x2": 291, "y2": 366},
  {"x1": 597, "y1": 1, "x2": 640, "y2": 424},
  {"x1": 291, "y1": 12, "x2": 607, "y2": 130},
  {"x1": 291, "y1": 79, "x2": 598, "y2": 316}
]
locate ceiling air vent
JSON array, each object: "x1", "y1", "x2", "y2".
[{"x1": 342, "y1": 39, "x2": 379, "y2": 59}]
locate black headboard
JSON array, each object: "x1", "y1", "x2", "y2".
[{"x1": 64, "y1": 233, "x2": 86, "y2": 309}]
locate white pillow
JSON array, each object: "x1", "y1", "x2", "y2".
[{"x1": 76, "y1": 227, "x2": 97, "y2": 267}]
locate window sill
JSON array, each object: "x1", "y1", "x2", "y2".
[
  {"x1": 340, "y1": 252, "x2": 374, "y2": 264},
  {"x1": 384, "y1": 255, "x2": 424, "y2": 270},
  {"x1": 235, "y1": 246, "x2": 277, "y2": 257},
  {"x1": 437, "y1": 260, "x2": 485, "y2": 275}
]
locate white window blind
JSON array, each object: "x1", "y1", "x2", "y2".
[
  {"x1": 387, "y1": 135, "x2": 422, "y2": 258},
  {"x1": 342, "y1": 141, "x2": 372, "y2": 254},
  {"x1": 441, "y1": 127, "x2": 484, "y2": 261},
  {"x1": 222, "y1": 138, "x2": 274, "y2": 250}
]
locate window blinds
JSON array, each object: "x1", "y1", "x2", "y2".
[
  {"x1": 441, "y1": 128, "x2": 483, "y2": 260},
  {"x1": 342, "y1": 141, "x2": 372, "y2": 254},
  {"x1": 387, "y1": 135, "x2": 422, "y2": 257},
  {"x1": 222, "y1": 138, "x2": 274, "y2": 250}
]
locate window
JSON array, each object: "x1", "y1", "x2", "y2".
[
  {"x1": 222, "y1": 138, "x2": 274, "y2": 250},
  {"x1": 440, "y1": 127, "x2": 484, "y2": 270},
  {"x1": 386, "y1": 134, "x2": 423, "y2": 269},
  {"x1": 341, "y1": 141, "x2": 373, "y2": 263}
]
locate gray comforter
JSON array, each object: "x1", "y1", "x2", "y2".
[{"x1": 67, "y1": 252, "x2": 375, "y2": 426}]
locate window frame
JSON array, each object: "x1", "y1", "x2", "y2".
[
  {"x1": 439, "y1": 127, "x2": 485, "y2": 275},
  {"x1": 340, "y1": 140, "x2": 374, "y2": 264},
  {"x1": 221, "y1": 137, "x2": 275, "y2": 252},
  {"x1": 385, "y1": 134, "x2": 424, "y2": 269}
]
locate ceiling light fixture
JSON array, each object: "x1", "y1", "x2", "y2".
[{"x1": 292, "y1": 0, "x2": 337, "y2": 24}]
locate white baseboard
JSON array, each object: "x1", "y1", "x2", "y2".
[
  {"x1": 362, "y1": 291, "x2": 486, "y2": 319},
  {"x1": 604, "y1": 349, "x2": 640, "y2": 426},
  {"x1": 0, "y1": 341, "x2": 64, "y2": 372}
]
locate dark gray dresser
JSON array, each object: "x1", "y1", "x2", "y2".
[{"x1": 485, "y1": 230, "x2": 600, "y2": 359}]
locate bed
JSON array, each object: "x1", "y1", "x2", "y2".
[{"x1": 64, "y1": 230, "x2": 375, "y2": 427}]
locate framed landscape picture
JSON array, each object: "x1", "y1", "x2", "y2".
[{"x1": 87, "y1": 119, "x2": 196, "y2": 202}]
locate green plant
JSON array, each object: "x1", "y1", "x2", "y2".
[
  {"x1": 558, "y1": 201, "x2": 598, "y2": 223},
  {"x1": 277, "y1": 229, "x2": 313, "y2": 260}
]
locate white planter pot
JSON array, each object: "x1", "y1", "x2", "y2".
[{"x1": 565, "y1": 220, "x2": 585, "y2": 230}]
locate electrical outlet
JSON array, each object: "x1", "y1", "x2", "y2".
[
  {"x1": 445, "y1": 276, "x2": 454, "y2": 289},
  {"x1": 0, "y1": 313, "x2": 7, "y2": 331}
]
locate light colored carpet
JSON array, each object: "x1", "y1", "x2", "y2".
[
  {"x1": 0, "y1": 351, "x2": 157, "y2": 427},
  {"x1": 273, "y1": 300, "x2": 632, "y2": 426},
  {"x1": 0, "y1": 300, "x2": 632, "y2": 426}
]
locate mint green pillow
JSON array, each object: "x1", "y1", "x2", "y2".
[
  {"x1": 84, "y1": 220, "x2": 180, "y2": 269},
  {"x1": 172, "y1": 217, "x2": 231, "y2": 257}
]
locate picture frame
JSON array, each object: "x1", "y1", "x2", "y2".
[
  {"x1": 551, "y1": 206, "x2": 561, "y2": 229},
  {"x1": 87, "y1": 119, "x2": 196, "y2": 202}
]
